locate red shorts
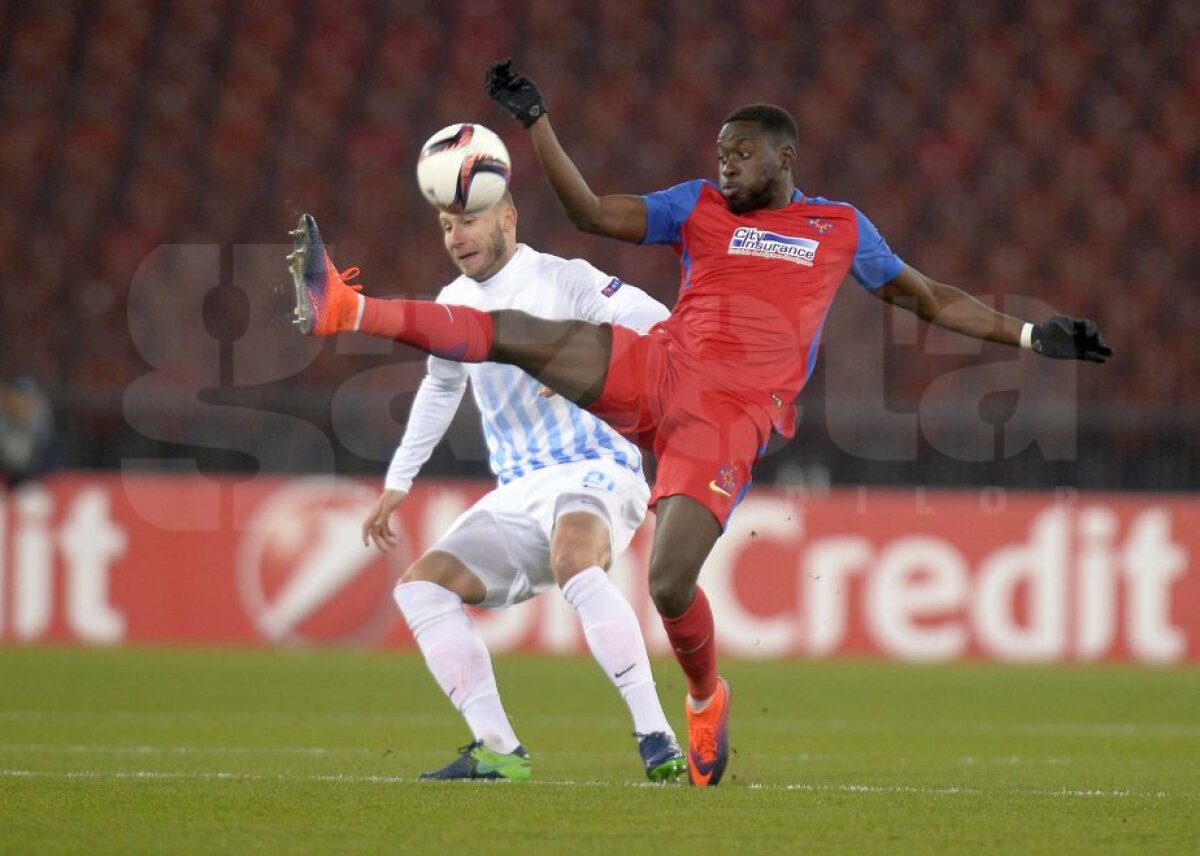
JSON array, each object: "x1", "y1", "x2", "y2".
[{"x1": 587, "y1": 325, "x2": 772, "y2": 528}]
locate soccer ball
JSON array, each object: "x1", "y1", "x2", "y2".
[{"x1": 416, "y1": 123, "x2": 512, "y2": 214}]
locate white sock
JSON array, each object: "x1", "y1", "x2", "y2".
[
  {"x1": 393, "y1": 581, "x2": 520, "y2": 754},
  {"x1": 561, "y1": 566, "x2": 673, "y2": 737}
]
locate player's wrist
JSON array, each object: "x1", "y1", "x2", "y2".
[
  {"x1": 384, "y1": 477, "x2": 413, "y2": 494},
  {"x1": 520, "y1": 107, "x2": 547, "y2": 129}
]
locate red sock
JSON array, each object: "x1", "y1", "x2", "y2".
[
  {"x1": 661, "y1": 587, "x2": 718, "y2": 701},
  {"x1": 359, "y1": 298, "x2": 494, "y2": 362}
]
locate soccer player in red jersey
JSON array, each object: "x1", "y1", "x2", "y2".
[
  {"x1": 482, "y1": 58, "x2": 1110, "y2": 786},
  {"x1": 286, "y1": 63, "x2": 1111, "y2": 787}
]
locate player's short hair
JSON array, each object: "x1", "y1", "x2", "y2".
[
  {"x1": 722, "y1": 104, "x2": 798, "y2": 146},
  {"x1": 437, "y1": 189, "x2": 515, "y2": 220}
]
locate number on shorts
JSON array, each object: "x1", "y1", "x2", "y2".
[{"x1": 581, "y1": 470, "x2": 616, "y2": 493}]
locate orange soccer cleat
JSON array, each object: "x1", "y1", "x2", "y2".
[
  {"x1": 686, "y1": 677, "x2": 731, "y2": 787},
  {"x1": 287, "y1": 213, "x2": 363, "y2": 336}
]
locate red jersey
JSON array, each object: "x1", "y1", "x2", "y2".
[{"x1": 641, "y1": 180, "x2": 904, "y2": 436}]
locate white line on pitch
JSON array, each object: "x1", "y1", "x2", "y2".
[
  {"x1": 0, "y1": 770, "x2": 409, "y2": 784},
  {"x1": 0, "y1": 746, "x2": 1087, "y2": 768},
  {"x1": 0, "y1": 769, "x2": 1194, "y2": 799},
  {"x1": 750, "y1": 783, "x2": 1193, "y2": 799},
  {"x1": 0, "y1": 744, "x2": 376, "y2": 756},
  {"x1": 2, "y1": 710, "x2": 1197, "y2": 739},
  {"x1": 956, "y1": 755, "x2": 1075, "y2": 766}
]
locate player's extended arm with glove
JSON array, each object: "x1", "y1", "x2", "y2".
[
  {"x1": 484, "y1": 58, "x2": 547, "y2": 128},
  {"x1": 874, "y1": 264, "x2": 1113, "y2": 363},
  {"x1": 1022, "y1": 315, "x2": 1112, "y2": 362},
  {"x1": 485, "y1": 58, "x2": 648, "y2": 243}
]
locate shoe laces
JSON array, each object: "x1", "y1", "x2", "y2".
[
  {"x1": 692, "y1": 725, "x2": 717, "y2": 760},
  {"x1": 634, "y1": 730, "x2": 676, "y2": 746},
  {"x1": 337, "y1": 265, "x2": 363, "y2": 292}
]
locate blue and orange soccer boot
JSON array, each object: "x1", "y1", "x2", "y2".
[
  {"x1": 417, "y1": 740, "x2": 531, "y2": 782},
  {"x1": 636, "y1": 731, "x2": 687, "y2": 782},
  {"x1": 287, "y1": 213, "x2": 363, "y2": 336},
  {"x1": 686, "y1": 677, "x2": 731, "y2": 787}
]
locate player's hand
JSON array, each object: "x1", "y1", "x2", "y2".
[
  {"x1": 537, "y1": 384, "x2": 556, "y2": 398},
  {"x1": 362, "y1": 488, "x2": 408, "y2": 551},
  {"x1": 485, "y1": 58, "x2": 546, "y2": 128},
  {"x1": 1031, "y1": 315, "x2": 1114, "y2": 363}
]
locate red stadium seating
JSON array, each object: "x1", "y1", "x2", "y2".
[{"x1": 0, "y1": 1, "x2": 1192, "y2": 486}]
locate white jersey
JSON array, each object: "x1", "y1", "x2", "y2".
[{"x1": 385, "y1": 245, "x2": 670, "y2": 492}]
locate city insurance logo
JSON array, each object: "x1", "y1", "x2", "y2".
[
  {"x1": 236, "y1": 480, "x2": 409, "y2": 647},
  {"x1": 728, "y1": 227, "x2": 819, "y2": 266}
]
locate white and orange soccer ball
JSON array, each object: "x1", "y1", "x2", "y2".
[{"x1": 416, "y1": 122, "x2": 512, "y2": 214}]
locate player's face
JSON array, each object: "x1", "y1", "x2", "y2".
[
  {"x1": 716, "y1": 122, "x2": 793, "y2": 214},
  {"x1": 440, "y1": 203, "x2": 515, "y2": 281}
]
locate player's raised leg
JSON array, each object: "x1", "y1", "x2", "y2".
[
  {"x1": 392, "y1": 551, "x2": 530, "y2": 782},
  {"x1": 647, "y1": 494, "x2": 730, "y2": 787},
  {"x1": 286, "y1": 213, "x2": 610, "y2": 404},
  {"x1": 550, "y1": 508, "x2": 685, "y2": 782}
]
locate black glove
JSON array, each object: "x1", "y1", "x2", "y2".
[
  {"x1": 485, "y1": 58, "x2": 547, "y2": 128},
  {"x1": 1031, "y1": 315, "x2": 1113, "y2": 363}
]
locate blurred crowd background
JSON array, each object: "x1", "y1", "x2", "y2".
[{"x1": 0, "y1": 0, "x2": 1195, "y2": 490}]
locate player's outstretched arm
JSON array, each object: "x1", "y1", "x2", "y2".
[
  {"x1": 362, "y1": 488, "x2": 407, "y2": 552},
  {"x1": 528, "y1": 116, "x2": 649, "y2": 242},
  {"x1": 486, "y1": 58, "x2": 647, "y2": 243},
  {"x1": 874, "y1": 264, "x2": 1113, "y2": 363},
  {"x1": 365, "y1": 365, "x2": 468, "y2": 550}
]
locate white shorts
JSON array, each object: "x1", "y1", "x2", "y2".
[{"x1": 428, "y1": 460, "x2": 650, "y2": 608}]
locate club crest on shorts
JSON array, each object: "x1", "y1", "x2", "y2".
[{"x1": 709, "y1": 465, "x2": 739, "y2": 499}]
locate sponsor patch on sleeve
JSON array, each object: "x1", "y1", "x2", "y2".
[{"x1": 601, "y1": 277, "x2": 624, "y2": 297}]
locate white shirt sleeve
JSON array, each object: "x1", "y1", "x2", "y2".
[
  {"x1": 384, "y1": 355, "x2": 468, "y2": 493},
  {"x1": 603, "y1": 279, "x2": 671, "y2": 332},
  {"x1": 558, "y1": 259, "x2": 671, "y2": 333}
]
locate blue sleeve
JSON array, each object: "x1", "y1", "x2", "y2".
[
  {"x1": 641, "y1": 180, "x2": 707, "y2": 246},
  {"x1": 851, "y1": 207, "x2": 904, "y2": 290}
]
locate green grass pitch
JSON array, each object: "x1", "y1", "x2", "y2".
[{"x1": 1, "y1": 648, "x2": 1196, "y2": 855}]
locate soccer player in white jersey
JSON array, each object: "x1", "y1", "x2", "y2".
[{"x1": 359, "y1": 190, "x2": 684, "y2": 782}]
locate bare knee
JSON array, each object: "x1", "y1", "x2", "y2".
[
  {"x1": 648, "y1": 554, "x2": 701, "y2": 618},
  {"x1": 550, "y1": 511, "x2": 612, "y2": 586},
  {"x1": 489, "y1": 310, "x2": 561, "y2": 367},
  {"x1": 646, "y1": 495, "x2": 721, "y2": 617},
  {"x1": 399, "y1": 551, "x2": 487, "y2": 605},
  {"x1": 490, "y1": 312, "x2": 608, "y2": 403},
  {"x1": 490, "y1": 309, "x2": 536, "y2": 340}
]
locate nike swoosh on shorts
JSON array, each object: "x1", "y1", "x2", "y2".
[{"x1": 708, "y1": 481, "x2": 733, "y2": 498}]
